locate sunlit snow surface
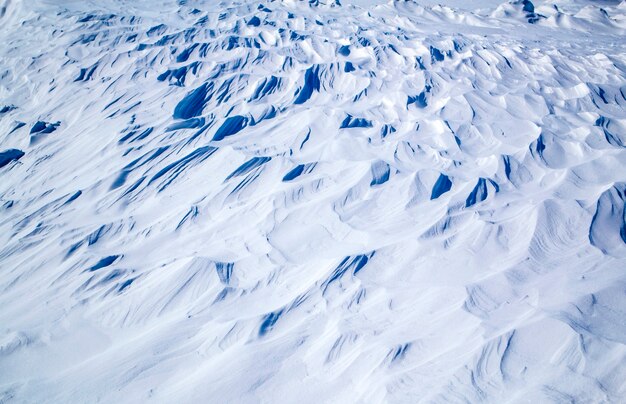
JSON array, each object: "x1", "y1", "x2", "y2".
[{"x1": 1, "y1": 0, "x2": 626, "y2": 402}]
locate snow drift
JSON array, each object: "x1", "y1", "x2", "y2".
[{"x1": 1, "y1": 0, "x2": 625, "y2": 402}]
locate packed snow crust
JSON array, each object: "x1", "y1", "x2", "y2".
[{"x1": 1, "y1": 0, "x2": 626, "y2": 402}]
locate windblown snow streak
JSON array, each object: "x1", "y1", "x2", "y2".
[{"x1": 1, "y1": 0, "x2": 625, "y2": 402}]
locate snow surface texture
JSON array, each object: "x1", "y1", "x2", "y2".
[{"x1": 1, "y1": 0, "x2": 626, "y2": 402}]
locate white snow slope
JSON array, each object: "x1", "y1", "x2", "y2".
[{"x1": 1, "y1": 0, "x2": 626, "y2": 402}]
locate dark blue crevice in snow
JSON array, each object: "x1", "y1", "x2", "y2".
[
  {"x1": 465, "y1": 178, "x2": 499, "y2": 207},
  {"x1": 536, "y1": 136, "x2": 546, "y2": 154},
  {"x1": 407, "y1": 85, "x2": 431, "y2": 108},
  {"x1": 30, "y1": 121, "x2": 59, "y2": 134},
  {"x1": 88, "y1": 224, "x2": 110, "y2": 246},
  {"x1": 184, "y1": 121, "x2": 213, "y2": 146},
  {"x1": 66, "y1": 241, "x2": 84, "y2": 258},
  {"x1": 74, "y1": 64, "x2": 97, "y2": 82},
  {"x1": 370, "y1": 161, "x2": 390, "y2": 186},
  {"x1": 503, "y1": 156, "x2": 512, "y2": 179},
  {"x1": 282, "y1": 162, "x2": 316, "y2": 182},
  {"x1": 228, "y1": 174, "x2": 261, "y2": 196},
  {"x1": 63, "y1": 190, "x2": 82, "y2": 205},
  {"x1": 118, "y1": 278, "x2": 135, "y2": 293},
  {"x1": 294, "y1": 65, "x2": 320, "y2": 105},
  {"x1": 119, "y1": 127, "x2": 154, "y2": 143},
  {"x1": 212, "y1": 115, "x2": 249, "y2": 141},
  {"x1": 596, "y1": 116, "x2": 625, "y2": 148},
  {"x1": 289, "y1": 292, "x2": 310, "y2": 311},
  {"x1": 353, "y1": 88, "x2": 368, "y2": 102},
  {"x1": 290, "y1": 32, "x2": 307, "y2": 41},
  {"x1": 215, "y1": 262, "x2": 234, "y2": 284},
  {"x1": 148, "y1": 146, "x2": 218, "y2": 191},
  {"x1": 215, "y1": 78, "x2": 235, "y2": 105},
  {"x1": 213, "y1": 287, "x2": 234, "y2": 302},
  {"x1": 77, "y1": 13, "x2": 114, "y2": 23},
  {"x1": 158, "y1": 62, "x2": 200, "y2": 86},
  {"x1": 173, "y1": 82, "x2": 213, "y2": 119},
  {"x1": 391, "y1": 343, "x2": 411, "y2": 363},
  {"x1": 176, "y1": 206, "x2": 198, "y2": 230},
  {"x1": 0, "y1": 149, "x2": 25, "y2": 168},
  {"x1": 1, "y1": 105, "x2": 17, "y2": 114},
  {"x1": 112, "y1": 146, "x2": 168, "y2": 189},
  {"x1": 322, "y1": 252, "x2": 375, "y2": 293},
  {"x1": 340, "y1": 114, "x2": 373, "y2": 129},
  {"x1": 592, "y1": 85, "x2": 609, "y2": 104},
  {"x1": 89, "y1": 255, "x2": 121, "y2": 271},
  {"x1": 134, "y1": 127, "x2": 154, "y2": 142},
  {"x1": 282, "y1": 164, "x2": 305, "y2": 182},
  {"x1": 358, "y1": 37, "x2": 371, "y2": 47},
  {"x1": 9, "y1": 122, "x2": 26, "y2": 134},
  {"x1": 531, "y1": 133, "x2": 550, "y2": 164},
  {"x1": 103, "y1": 96, "x2": 123, "y2": 112},
  {"x1": 247, "y1": 16, "x2": 261, "y2": 26},
  {"x1": 380, "y1": 124, "x2": 396, "y2": 138},
  {"x1": 249, "y1": 76, "x2": 281, "y2": 101},
  {"x1": 259, "y1": 309, "x2": 284, "y2": 336},
  {"x1": 226, "y1": 156, "x2": 271, "y2": 180},
  {"x1": 96, "y1": 269, "x2": 125, "y2": 286},
  {"x1": 250, "y1": 106, "x2": 277, "y2": 125},
  {"x1": 121, "y1": 176, "x2": 146, "y2": 198},
  {"x1": 502, "y1": 155, "x2": 532, "y2": 185},
  {"x1": 431, "y1": 174, "x2": 452, "y2": 200},
  {"x1": 521, "y1": 0, "x2": 535, "y2": 13},
  {"x1": 513, "y1": 0, "x2": 544, "y2": 23},
  {"x1": 176, "y1": 43, "x2": 198, "y2": 63},
  {"x1": 430, "y1": 46, "x2": 445, "y2": 63},
  {"x1": 352, "y1": 254, "x2": 373, "y2": 274},
  {"x1": 300, "y1": 128, "x2": 311, "y2": 150}
]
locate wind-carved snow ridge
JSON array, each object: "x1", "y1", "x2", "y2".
[{"x1": 0, "y1": 0, "x2": 625, "y2": 402}]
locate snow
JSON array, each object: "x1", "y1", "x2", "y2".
[{"x1": 0, "y1": 0, "x2": 625, "y2": 402}]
